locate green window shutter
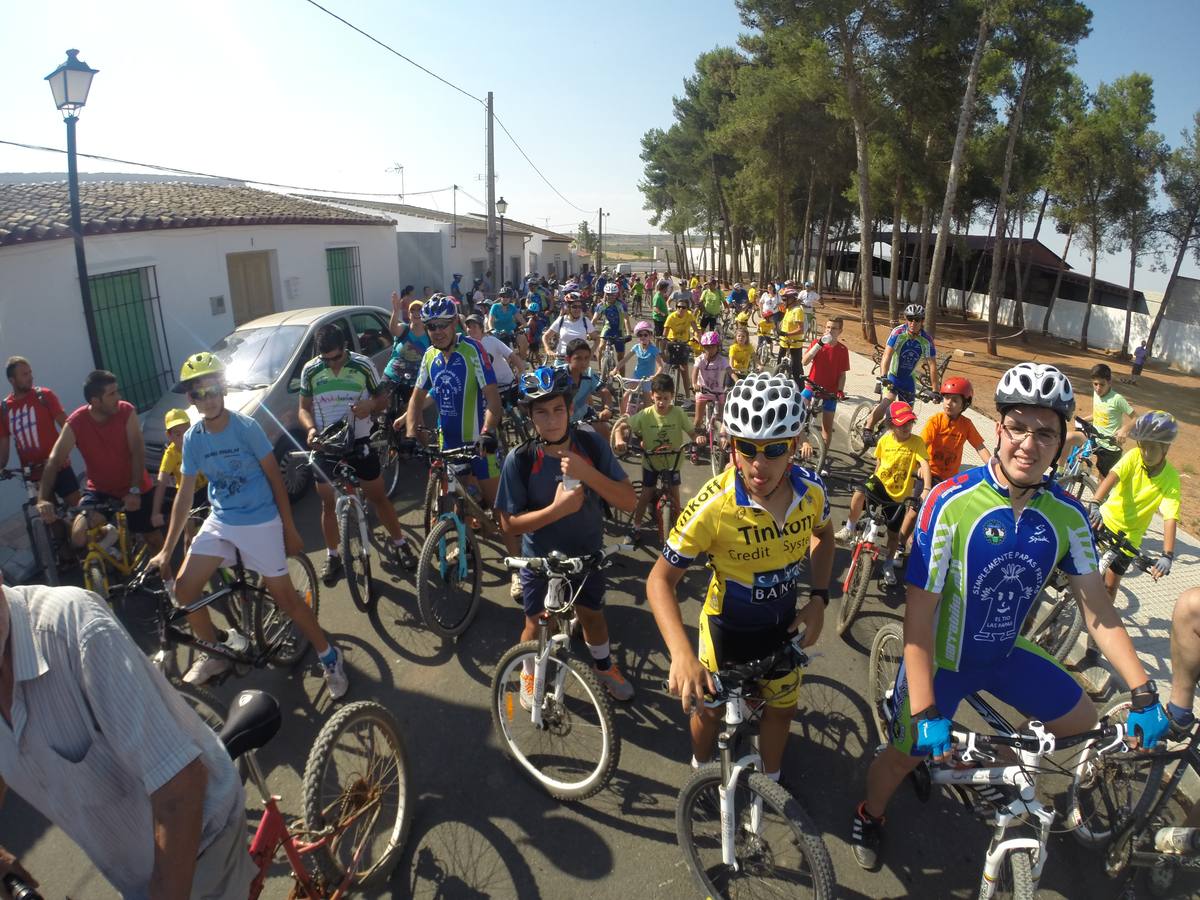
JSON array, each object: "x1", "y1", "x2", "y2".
[
  {"x1": 89, "y1": 267, "x2": 171, "y2": 412},
  {"x1": 326, "y1": 247, "x2": 362, "y2": 306}
]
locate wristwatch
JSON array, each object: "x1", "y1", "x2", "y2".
[
  {"x1": 128, "y1": 486, "x2": 142, "y2": 496},
  {"x1": 1130, "y1": 680, "x2": 1158, "y2": 709},
  {"x1": 915, "y1": 705, "x2": 942, "y2": 721},
  {"x1": 809, "y1": 588, "x2": 830, "y2": 607}
]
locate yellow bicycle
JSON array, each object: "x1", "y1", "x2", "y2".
[{"x1": 72, "y1": 499, "x2": 148, "y2": 603}]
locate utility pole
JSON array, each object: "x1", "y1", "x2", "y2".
[
  {"x1": 597, "y1": 207, "x2": 603, "y2": 274},
  {"x1": 485, "y1": 91, "x2": 497, "y2": 289}
]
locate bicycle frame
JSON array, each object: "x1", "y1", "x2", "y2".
[
  {"x1": 842, "y1": 503, "x2": 887, "y2": 593},
  {"x1": 431, "y1": 453, "x2": 492, "y2": 580},
  {"x1": 713, "y1": 686, "x2": 768, "y2": 870}
]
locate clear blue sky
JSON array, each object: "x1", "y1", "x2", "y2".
[{"x1": 1, "y1": 0, "x2": 1195, "y2": 290}]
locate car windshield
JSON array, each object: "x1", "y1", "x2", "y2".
[{"x1": 211, "y1": 325, "x2": 307, "y2": 388}]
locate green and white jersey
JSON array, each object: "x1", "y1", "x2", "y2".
[{"x1": 299, "y1": 351, "x2": 381, "y2": 440}]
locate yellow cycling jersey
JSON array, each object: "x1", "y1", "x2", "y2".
[
  {"x1": 663, "y1": 464, "x2": 830, "y2": 631},
  {"x1": 1100, "y1": 447, "x2": 1181, "y2": 546}
]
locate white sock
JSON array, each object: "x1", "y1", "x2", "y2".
[
  {"x1": 586, "y1": 641, "x2": 611, "y2": 662},
  {"x1": 327, "y1": 548, "x2": 338, "y2": 558},
  {"x1": 691, "y1": 755, "x2": 701, "y2": 769}
]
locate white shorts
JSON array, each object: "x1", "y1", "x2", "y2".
[{"x1": 189, "y1": 515, "x2": 288, "y2": 578}]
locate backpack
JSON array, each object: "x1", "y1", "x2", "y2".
[{"x1": 512, "y1": 426, "x2": 614, "y2": 519}]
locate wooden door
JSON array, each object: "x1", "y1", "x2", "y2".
[{"x1": 227, "y1": 251, "x2": 275, "y2": 325}]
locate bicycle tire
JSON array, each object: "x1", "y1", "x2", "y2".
[
  {"x1": 848, "y1": 402, "x2": 872, "y2": 457},
  {"x1": 676, "y1": 763, "x2": 836, "y2": 899},
  {"x1": 421, "y1": 471, "x2": 440, "y2": 540},
  {"x1": 1063, "y1": 473, "x2": 1099, "y2": 504},
  {"x1": 838, "y1": 547, "x2": 874, "y2": 637},
  {"x1": 800, "y1": 421, "x2": 827, "y2": 475},
  {"x1": 491, "y1": 640, "x2": 619, "y2": 800},
  {"x1": 28, "y1": 514, "x2": 59, "y2": 586},
  {"x1": 416, "y1": 517, "x2": 481, "y2": 638},
  {"x1": 657, "y1": 495, "x2": 678, "y2": 547},
  {"x1": 1066, "y1": 699, "x2": 1167, "y2": 849},
  {"x1": 374, "y1": 430, "x2": 402, "y2": 499},
  {"x1": 710, "y1": 438, "x2": 729, "y2": 477},
  {"x1": 979, "y1": 847, "x2": 1035, "y2": 900},
  {"x1": 339, "y1": 501, "x2": 375, "y2": 613},
  {"x1": 84, "y1": 558, "x2": 109, "y2": 603},
  {"x1": 1021, "y1": 583, "x2": 1083, "y2": 663},
  {"x1": 609, "y1": 414, "x2": 631, "y2": 458},
  {"x1": 254, "y1": 554, "x2": 320, "y2": 667},
  {"x1": 868, "y1": 622, "x2": 905, "y2": 746},
  {"x1": 302, "y1": 700, "x2": 412, "y2": 888}
]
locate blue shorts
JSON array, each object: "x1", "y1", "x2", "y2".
[
  {"x1": 801, "y1": 388, "x2": 837, "y2": 413},
  {"x1": 603, "y1": 336, "x2": 627, "y2": 355},
  {"x1": 520, "y1": 569, "x2": 606, "y2": 618},
  {"x1": 885, "y1": 374, "x2": 916, "y2": 403},
  {"x1": 886, "y1": 637, "x2": 1083, "y2": 755}
]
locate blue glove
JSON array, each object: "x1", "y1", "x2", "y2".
[
  {"x1": 1128, "y1": 702, "x2": 1169, "y2": 749},
  {"x1": 915, "y1": 715, "x2": 954, "y2": 757}
]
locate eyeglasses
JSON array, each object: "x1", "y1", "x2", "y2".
[
  {"x1": 425, "y1": 319, "x2": 456, "y2": 332},
  {"x1": 1001, "y1": 422, "x2": 1060, "y2": 447},
  {"x1": 733, "y1": 438, "x2": 792, "y2": 460},
  {"x1": 319, "y1": 349, "x2": 345, "y2": 362},
  {"x1": 188, "y1": 386, "x2": 223, "y2": 402}
]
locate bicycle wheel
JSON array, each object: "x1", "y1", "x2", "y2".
[
  {"x1": 169, "y1": 677, "x2": 227, "y2": 730},
  {"x1": 800, "y1": 421, "x2": 826, "y2": 475},
  {"x1": 710, "y1": 437, "x2": 729, "y2": 476},
  {"x1": 302, "y1": 700, "x2": 412, "y2": 888},
  {"x1": 848, "y1": 402, "x2": 872, "y2": 457},
  {"x1": 838, "y1": 547, "x2": 874, "y2": 637},
  {"x1": 868, "y1": 622, "x2": 905, "y2": 746},
  {"x1": 421, "y1": 472, "x2": 440, "y2": 540},
  {"x1": 677, "y1": 763, "x2": 836, "y2": 899},
  {"x1": 373, "y1": 429, "x2": 402, "y2": 499},
  {"x1": 339, "y1": 501, "x2": 375, "y2": 613},
  {"x1": 491, "y1": 640, "x2": 619, "y2": 800},
  {"x1": 1066, "y1": 699, "x2": 1166, "y2": 849},
  {"x1": 28, "y1": 514, "x2": 59, "y2": 586},
  {"x1": 980, "y1": 848, "x2": 1035, "y2": 900},
  {"x1": 416, "y1": 517, "x2": 481, "y2": 638},
  {"x1": 254, "y1": 554, "x2": 320, "y2": 667},
  {"x1": 1062, "y1": 473, "x2": 1098, "y2": 504},
  {"x1": 84, "y1": 558, "x2": 109, "y2": 603},
  {"x1": 1020, "y1": 581, "x2": 1083, "y2": 663}
]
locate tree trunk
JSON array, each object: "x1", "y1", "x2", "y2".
[
  {"x1": 986, "y1": 61, "x2": 1033, "y2": 357},
  {"x1": 1012, "y1": 212, "x2": 1027, "y2": 341},
  {"x1": 1080, "y1": 227, "x2": 1099, "y2": 352},
  {"x1": 845, "y1": 56, "x2": 878, "y2": 342},
  {"x1": 800, "y1": 169, "x2": 816, "y2": 281},
  {"x1": 923, "y1": 6, "x2": 992, "y2": 341},
  {"x1": 888, "y1": 173, "x2": 905, "y2": 326},
  {"x1": 1145, "y1": 210, "x2": 1197, "y2": 356},
  {"x1": 1120, "y1": 227, "x2": 1140, "y2": 358},
  {"x1": 1041, "y1": 226, "x2": 1073, "y2": 335},
  {"x1": 916, "y1": 205, "x2": 932, "y2": 293},
  {"x1": 1019, "y1": 189, "x2": 1050, "y2": 303}
]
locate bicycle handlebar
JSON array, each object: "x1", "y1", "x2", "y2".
[
  {"x1": 949, "y1": 720, "x2": 1128, "y2": 764},
  {"x1": 503, "y1": 543, "x2": 632, "y2": 575},
  {"x1": 700, "y1": 633, "x2": 810, "y2": 706},
  {"x1": 1095, "y1": 526, "x2": 1158, "y2": 573}
]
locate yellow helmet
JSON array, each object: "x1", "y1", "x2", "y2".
[
  {"x1": 176, "y1": 351, "x2": 225, "y2": 390},
  {"x1": 408, "y1": 299, "x2": 423, "y2": 310},
  {"x1": 164, "y1": 408, "x2": 191, "y2": 431}
]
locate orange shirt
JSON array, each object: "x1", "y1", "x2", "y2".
[{"x1": 921, "y1": 412, "x2": 984, "y2": 482}]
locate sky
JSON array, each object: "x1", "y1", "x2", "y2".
[{"x1": 1, "y1": 0, "x2": 1197, "y2": 292}]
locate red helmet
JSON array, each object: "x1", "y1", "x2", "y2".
[{"x1": 940, "y1": 376, "x2": 974, "y2": 406}]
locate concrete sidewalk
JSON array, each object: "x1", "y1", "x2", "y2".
[{"x1": 828, "y1": 343, "x2": 1197, "y2": 705}]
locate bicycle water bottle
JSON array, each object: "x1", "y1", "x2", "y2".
[
  {"x1": 97, "y1": 523, "x2": 119, "y2": 552},
  {"x1": 2, "y1": 873, "x2": 44, "y2": 900},
  {"x1": 1154, "y1": 826, "x2": 1200, "y2": 854}
]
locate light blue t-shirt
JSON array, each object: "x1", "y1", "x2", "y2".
[
  {"x1": 489, "y1": 302, "x2": 519, "y2": 334},
  {"x1": 181, "y1": 411, "x2": 277, "y2": 526},
  {"x1": 632, "y1": 343, "x2": 659, "y2": 379}
]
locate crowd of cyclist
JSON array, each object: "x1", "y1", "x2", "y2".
[{"x1": 0, "y1": 261, "x2": 1192, "y2": 895}]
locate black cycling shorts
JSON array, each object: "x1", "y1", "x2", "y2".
[
  {"x1": 667, "y1": 341, "x2": 692, "y2": 367},
  {"x1": 863, "y1": 476, "x2": 913, "y2": 533}
]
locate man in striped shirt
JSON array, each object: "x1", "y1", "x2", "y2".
[{"x1": 0, "y1": 578, "x2": 252, "y2": 896}]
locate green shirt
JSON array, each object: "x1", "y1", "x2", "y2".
[
  {"x1": 1091, "y1": 389, "x2": 1134, "y2": 451},
  {"x1": 652, "y1": 292, "x2": 669, "y2": 322},
  {"x1": 630, "y1": 406, "x2": 693, "y2": 471},
  {"x1": 701, "y1": 288, "x2": 723, "y2": 315}
]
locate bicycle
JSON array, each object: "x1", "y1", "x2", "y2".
[
  {"x1": 614, "y1": 444, "x2": 692, "y2": 547},
  {"x1": 692, "y1": 389, "x2": 729, "y2": 476},
  {"x1": 1067, "y1": 700, "x2": 1200, "y2": 896},
  {"x1": 218, "y1": 689, "x2": 411, "y2": 896},
  {"x1": 598, "y1": 334, "x2": 630, "y2": 380},
  {"x1": 490, "y1": 544, "x2": 627, "y2": 800},
  {"x1": 414, "y1": 445, "x2": 491, "y2": 638},
  {"x1": 1057, "y1": 417, "x2": 1103, "y2": 502},
  {"x1": 673, "y1": 633, "x2": 836, "y2": 898},
  {"x1": 847, "y1": 378, "x2": 936, "y2": 458},
  {"x1": 374, "y1": 372, "x2": 418, "y2": 498},
  {"x1": 835, "y1": 497, "x2": 891, "y2": 636},
  {"x1": 795, "y1": 377, "x2": 839, "y2": 475},
  {"x1": 754, "y1": 333, "x2": 780, "y2": 373},
  {"x1": 1, "y1": 466, "x2": 67, "y2": 586},
  {"x1": 291, "y1": 434, "x2": 376, "y2": 613},
  {"x1": 498, "y1": 383, "x2": 533, "y2": 454},
  {"x1": 67, "y1": 498, "x2": 150, "y2": 604},
  {"x1": 869, "y1": 621, "x2": 1132, "y2": 898},
  {"x1": 607, "y1": 376, "x2": 651, "y2": 454},
  {"x1": 870, "y1": 344, "x2": 885, "y2": 375},
  {"x1": 915, "y1": 354, "x2": 953, "y2": 397},
  {"x1": 1020, "y1": 525, "x2": 1157, "y2": 663}
]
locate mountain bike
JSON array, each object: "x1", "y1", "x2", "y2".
[
  {"x1": 1067, "y1": 699, "x2": 1200, "y2": 896},
  {"x1": 835, "y1": 497, "x2": 891, "y2": 636},
  {"x1": 848, "y1": 378, "x2": 936, "y2": 458},
  {"x1": 375, "y1": 372, "x2": 418, "y2": 498},
  {"x1": 498, "y1": 383, "x2": 533, "y2": 455},
  {"x1": 1020, "y1": 525, "x2": 1156, "y2": 663},
  {"x1": 598, "y1": 334, "x2": 630, "y2": 380},
  {"x1": 608, "y1": 376, "x2": 652, "y2": 454},
  {"x1": 615, "y1": 444, "x2": 692, "y2": 547},
  {"x1": 870, "y1": 344, "x2": 885, "y2": 375},
  {"x1": 1, "y1": 466, "x2": 67, "y2": 586},
  {"x1": 796, "y1": 377, "x2": 839, "y2": 475},
  {"x1": 755, "y1": 333, "x2": 780, "y2": 373},
  {"x1": 292, "y1": 437, "x2": 376, "y2": 613},
  {"x1": 674, "y1": 633, "x2": 836, "y2": 898},
  {"x1": 415, "y1": 445, "x2": 490, "y2": 638},
  {"x1": 915, "y1": 354, "x2": 953, "y2": 396},
  {"x1": 1057, "y1": 417, "x2": 1103, "y2": 502},
  {"x1": 491, "y1": 545, "x2": 627, "y2": 800},
  {"x1": 869, "y1": 621, "x2": 1132, "y2": 898},
  {"x1": 691, "y1": 389, "x2": 729, "y2": 476}
]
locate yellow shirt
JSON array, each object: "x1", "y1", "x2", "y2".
[
  {"x1": 873, "y1": 431, "x2": 928, "y2": 500},
  {"x1": 159, "y1": 440, "x2": 208, "y2": 492},
  {"x1": 729, "y1": 342, "x2": 753, "y2": 373},
  {"x1": 747, "y1": 287, "x2": 758, "y2": 305},
  {"x1": 664, "y1": 310, "x2": 697, "y2": 343},
  {"x1": 779, "y1": 306, "x2": 807, "y2": 349},
  {"x1": 689, "y1": 276, "x2": 700, "y2": 290},
  {"x1": 1100, "y1": 447, "x2": 1181, "y2": 546}
]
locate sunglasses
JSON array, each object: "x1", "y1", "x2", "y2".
[
  {"x1": 189, "y1": 386, "x2": 223, "y2": 402},
  {"x1": 320, "y1": 349, "x2": 345, "y2": 362},
  {"x1": 733, "y1": 438, "x2": 792, "y2": 460},
  {"x1": 905, "y1": 316, "x2": 924, "y2": 322},
  {"x1": 425, "y1": 319, "x2": 456, "y2": 331}
]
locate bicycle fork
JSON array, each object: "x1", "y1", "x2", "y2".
[
  {"x1": 529, "y1": 627, "x2": 571, "y2": 730},
  {"x1": 973, "y1": 751, "x2": 1052, "y2": 897},
  {"x1": 716, "y1": 692, "x2": 763, "y2": 870}
]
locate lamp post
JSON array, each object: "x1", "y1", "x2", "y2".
[
  {"x1": 496, "y1": 196, "x2": 508, "y2": 291},
  {"x1": 45, "y1": 49, "x2": 102, "y2": 369}
]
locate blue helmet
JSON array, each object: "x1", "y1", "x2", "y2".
[
  {"x1": 420, "y1": 294, "x2": 458, "y2": 322},
  {"x1": 518, "y1": 366, "x2": 571, "y2": 404},
  {"x1": 527, "y1": 301, "x2": 541, "y2": 313}
]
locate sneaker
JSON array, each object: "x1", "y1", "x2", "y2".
[
  {"x1": 851, "y1": 802, "x2": 885, "y2": 870},
  {"x1": 520, "y1": 672, "x2": 535, "y2": 711},
  {"x1": 222, "y1": 628, "x2": 251, "y2": 656},
  {"x1": 510, "y1": 572, "x2": 524, "y2": 601},
  {"x1": 862, "y1": 426, "x2": 878, "y2": 449},
  {"x1": 183, "y1": 652, "x2": 232, "y2": 686},
  {"x1": 391, "y1": 540, "x2": 417, "y2": 571},
  {"x1": 834, "y1": 521, "x2": 856, "y2": 544},
  {"x1": 321, "y1": 555, "x2": 343, "y2": 587},
  {"x1": 322, "y1": 646, "x2": 349, "y2": 700},
  {"x1": 593, "y1": 664, "x2": 635, "y2": 701},
  {"x1": 880, "y1": 560, "x2": 897, "y2": 588}
]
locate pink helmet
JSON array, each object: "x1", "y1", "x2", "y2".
[
  {"x1": 700, "y1": 331, "x2": 722, "y2": 347},
  {"x1": 634, "y1": 320, "x2": 653, "y2": 334}
]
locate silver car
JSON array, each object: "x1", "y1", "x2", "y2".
[{"x1": 141, "y1": 306, "x2": 397, "y2": 500}]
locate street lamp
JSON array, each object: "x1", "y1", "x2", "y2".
[
  {"x1": 496, "y1": 196, "x2": 508, "y2": 290},
  {"x1": 45, "y1": 49, "x2": 102, "y2": 368}
]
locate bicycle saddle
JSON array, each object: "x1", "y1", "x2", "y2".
[{"x1": 218, "y1": 690, "x2": 282, "y2": 760}]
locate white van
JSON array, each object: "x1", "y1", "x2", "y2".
[{"x1": 612, "y1": 263, "x2": 632, "y2": 276}]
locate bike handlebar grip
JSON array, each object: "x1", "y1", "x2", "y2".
[{"x1": 3, "y1": 873, "x2": 45, "y2": 900}]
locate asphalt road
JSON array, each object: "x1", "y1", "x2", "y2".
[{"x1": 0, "y1": 416, "x2": 1168, "y2": 899}]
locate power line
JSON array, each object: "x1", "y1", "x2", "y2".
[
  {"x1": 299, "y1": 0, "x2": 484, "y2": 106},
  {"x1": 0, "y1": 138, "x2": 456, "y2": 198},
  {"x1": 492, "y1": 113, "x2": 596, "y2": 214}
]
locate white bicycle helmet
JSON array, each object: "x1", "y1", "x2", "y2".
[
  {"x1": 603, "y1": 282, "x2": 619, "y2": 294},
  {"x1": 903, "y1": 304, "x2": 925, "y2": 319},
  {"x1": 994, "y1": 363, "x2": 1076, "y2": 421},
  {"x1": 724, "y1": 374, "x2": 805, "y2": 440}
]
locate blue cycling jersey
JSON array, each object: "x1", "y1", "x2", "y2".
[
  {"x1": 489, "y1": 302, "x2": 519, "y2": 334},
  {"x1": 597, "y1": 302, "x2": 623, "y2": 336},
  {"x1": 383, "y1": 327, "x2": 430, "y2": 382}
]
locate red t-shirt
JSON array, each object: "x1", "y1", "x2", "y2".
[
  {"x1": 806, "y1": 339, "x2": 851, "y2": 393},
  {"x1": 66, "y1": 401, "x2": 153, "y2": 496},
  {"x1": 0, "y1": 388, "x2": 66, "y2": 475}
]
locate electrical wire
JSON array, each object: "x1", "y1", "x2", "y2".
[{"x1": 492, "y1": 113, "x2": 596, "y2": 214}]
